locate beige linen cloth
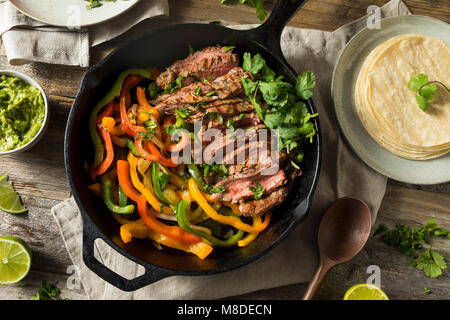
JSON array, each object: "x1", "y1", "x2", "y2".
[
  {"x1": 0, "y1": 0, "x2": 169, "y2": 67},
  {"x1": 51, "y1": 0, "x2": 410, "y2": 299}
]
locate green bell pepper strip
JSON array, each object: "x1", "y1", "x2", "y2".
[
  {"x1": 118, "y1": 185, "x2": 128, "y2": 207},
  {"x1": 90, "y1": 69, "x2": 152, "y2": 168},
  {"x1": 176, "y1": 200, "x2": 244, "y2": 247},
  {"x1": 100, "y1": 174, "x2": 135, "y2": 214},
  {"x1": 125, "y1": 137, "x2": 140, "y2": 157},
  {"x1": 151, "y1": 162, "x2": 171, "y2": 204},
  {"x1": 187, "y1": 163, "x2": 225, "y2": 194}
]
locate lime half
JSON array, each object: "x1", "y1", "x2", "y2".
[
  {"x1": 344, "y1": 283, "x2": 389, "y2": 300},
  {"x1": 0, "y1": 175, "x2": 27, "y2": 214},
  {"x1": 0, "y1": 236, "x2": 32, "y2": 284}
]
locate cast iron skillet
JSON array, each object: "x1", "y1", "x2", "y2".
[{"x1": 65, "y1": 0, "x2": 322, "y2": 291}]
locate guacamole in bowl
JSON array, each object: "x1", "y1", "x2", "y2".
[{"x1": 0, "y1": 71, "x2": 48, "y2": 154}]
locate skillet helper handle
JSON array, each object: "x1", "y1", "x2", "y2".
[
  {"x1": 82, "y1": 223, "x2": 171, "y2": 292},
  {"x1": 246, "y1": 0, "x2": 308, "y2": 58}
]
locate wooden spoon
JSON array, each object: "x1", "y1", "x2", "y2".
[{"x1": 302, "y1": 196, "x2": 372, "y2": 300}]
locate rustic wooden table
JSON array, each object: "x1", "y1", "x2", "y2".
[{"x1": 0, "y1": 0, "x2": 449, "y2": 300}]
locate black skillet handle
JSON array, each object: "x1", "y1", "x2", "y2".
[
  {"x1": 82, "y1": 219, "x2": 172, "y2": 292},
  {"x1": 245, "y1": 0, "x2": 308, "y2": 60}
]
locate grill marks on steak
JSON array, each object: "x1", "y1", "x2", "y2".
[
  {"x1": 156, "y1": 46, "x2": 239, "y2": 90},
  {"x1": 154, "y1": 67, "x2": 251, "y2": 115},
  {"x1": 155, "y1": 47, "x2": 301, "y2": 217}
]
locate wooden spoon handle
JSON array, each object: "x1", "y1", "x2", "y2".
[{"x1": 301, "y1": 259, "x2": 334, "y2": 300}]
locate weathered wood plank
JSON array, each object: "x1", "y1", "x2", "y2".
[{"x1": 0, "y1": 196, "x2": 72, "y2": 275}]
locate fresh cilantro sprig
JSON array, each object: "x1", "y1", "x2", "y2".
[
  {"x1": 29, "y1": 281, "x2": 66, "y2": 300},
  {"x1": 408, "y1": 74, "x2": 449, "y2": 112},
  {"x1": 375, "y1": 219, "x2": 449, "y2": 278},
  {"x1": 219, "y1": 0, "x2": 267, "y2": 21},
  {"x1": 241, "y1": 52, "x2": 318, "y2": 166}
]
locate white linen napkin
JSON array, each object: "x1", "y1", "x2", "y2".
[
  {"x1": 0, "y1": 0, "x2": 169, "y2": 67},
  {"x1": 51, "y1": 0, "x2": 410, "y2": 299}
]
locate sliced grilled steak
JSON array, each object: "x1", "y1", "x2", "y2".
[
  {"x1": 155, "y1": 67, "x2": 251, "y2": 114},
  {"x1": 211, "y1": 169, "x2": 287, "y2": 203},
  {"x1": 156, "y1": 46, "x2": 239, "y2": 90},
  {"x1": 238, "y1": 187, "x2": 289, "y2": 217}
]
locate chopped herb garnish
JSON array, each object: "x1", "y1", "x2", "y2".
[
  {"x1": 223, "y1": 46, "x2": 235, "y2": 52},
  {"x1": 248, "y1": 183, "x2": 265, "y2": 200},
  {"x1": 194, "y1": 85, "x2": 202, "y2": 96},
  {"x1": 205, "y1": 91, "x2": 215, "y2": 97},
  {"x1": 29, "y1": 281, "x2": 65, "y2": 300},
  {"x1": 143, "y1": 119, "x2": 158, "y2": 134},
  {"x1": 375, "y1": 219, "x2": 449, "y2": 278},
  {"x1": 200, "y1": 163, "x2": 228, "y2": 177}
]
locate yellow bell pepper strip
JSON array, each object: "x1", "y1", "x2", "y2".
[
  {"x1": 127, "y1": 153, "x2": 172, "y2": 215},
  {"x1": 88, "y1": 183, "x2": 102, "y2": 197},
  {"x1": 90, "y1": 69, "x2": 151, "y2": 168},
  {"x1": 224, "y1": 202, "x2": 242, "y2": 216},
  {"x1": 237, "y1": 213, "x2": 272, "y2": 247},
  {"x1": 117, "y1": 160, "x2": 201, "y2": 244},
  {"x1": 187, "y1": 163, "x2": 225, "y2": 194},
  {"x1": 176, "y1": 200, "x2": 244, "y2": 247},
  {"x1": 120, "y1": 219, "x2": 213, "y2": 260},
  {"x1": 99, "y1": 174, "x2": 135, "y2": 214},
  {"x1": 120, "y1": 219, "x2": 149, "y2": 243},
  {"x1": 188, "y1": 178, "x2": 271, "y2": 233},
  {"x1": 102, "y1": 117, "x2": 126, "y2": 136}
]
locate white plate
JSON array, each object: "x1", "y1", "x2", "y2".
[
  {"x1": 332, "y1": 15, "x2": 450, "y2": 185},
  {"x1": 10, "y1": 0, "x2": 141, "y2": 27}
]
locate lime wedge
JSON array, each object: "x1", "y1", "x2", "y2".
[
  {"x1": 0, "y1": 236, "x2": 32, "y2": 284},
  {"x1": 0, "y1": 175, "x2": 27, "y2": 214},
  {"x1": 344, "y1": 283, "x2": 389, "y2": 300}
]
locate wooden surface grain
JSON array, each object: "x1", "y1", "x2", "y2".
[{"x1": 0, "y1": 0, "x2": 449, "y2": 300}]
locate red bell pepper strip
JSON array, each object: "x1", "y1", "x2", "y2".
[
  {"x1": 90, "y1": 100, "x2": 115, "y2": 180},
  {"x1": 136, "y1": 86, "x2": 160, "y2": 123}
]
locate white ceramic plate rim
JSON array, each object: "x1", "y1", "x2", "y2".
[
  {"x1": 9, "y1": 0, "x2": 141, "y2": 28},
  {"x1": 0, "y1": 70, "x2": 49, "y2": 155},
  {"x1": 332, "y1": 15, "x2": 450, "y2": 185}
]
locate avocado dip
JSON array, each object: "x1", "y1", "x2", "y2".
[{"x1": 0, "y1": 74, "x2": 45, "y2": 152}]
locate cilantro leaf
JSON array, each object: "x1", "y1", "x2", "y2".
[
  {"x1": 408, "y1": 74, "x2": 429, "y2": 91},
  {"x1": 414, "y1": 249, "x2": 447, "y2": 278},
  {"x1": 29, "y1": 281, "x2": 65, "y2": 300},
  {"x1": 242, "y1": 52, "x2": 265, "y2": 74},
  {"x1": 296, "y1": 71, "x2": 316, "y2": 100},
  {"x1": 248, "y1": 183, "x2": 265, "y2": 200},
  {"x1": 408, "y1": 74, "x2": 448, "y2": 112}
]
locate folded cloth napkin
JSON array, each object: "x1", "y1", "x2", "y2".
[
  {"x1": 52, "y1": 0, "x2": 410, "y2": 299},
  {"x1": 0, "y1": 0, "x2": 169, "y2": 67}
]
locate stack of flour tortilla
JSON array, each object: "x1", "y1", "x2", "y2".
[{"x1": 355, "y1": 34, "x2": 450, "y2": 160}]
